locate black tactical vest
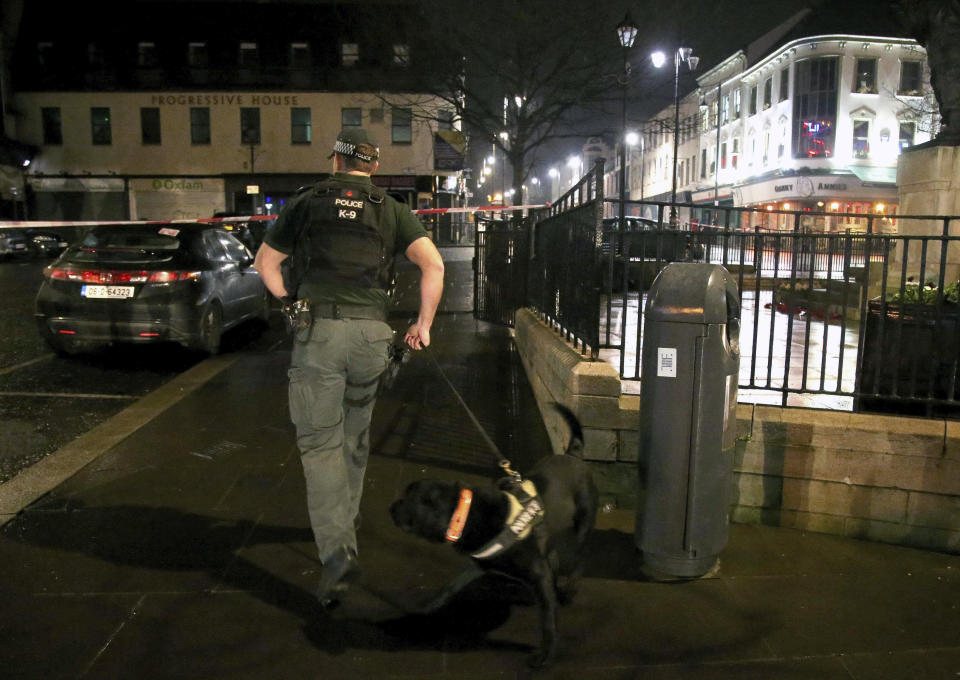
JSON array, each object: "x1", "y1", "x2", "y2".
[{"x1": 293, "y1": 179, "x2": 396, "y2": 292}]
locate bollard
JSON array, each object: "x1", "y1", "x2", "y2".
[{"x1": 635, "y1": 262, "x2": 740, "y2": 579}]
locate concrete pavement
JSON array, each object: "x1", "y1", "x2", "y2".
[{"x1": 0, "y1": 258, "x2": 959, "y2": 679}]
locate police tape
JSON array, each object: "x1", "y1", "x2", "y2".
[{"x1": 0, "y1": 204, "x2": 548, "y2": 229}]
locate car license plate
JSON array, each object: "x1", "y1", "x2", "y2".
[{"x1": 81, "y1": 285, "x2": 135, "y2": 299}]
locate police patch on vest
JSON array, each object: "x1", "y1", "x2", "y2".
[{"x1": 334, "y1": 190, "x2": 365, "y2": 221}]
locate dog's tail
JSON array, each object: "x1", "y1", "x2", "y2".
[{"x1": 553, "y1": 403, "x2": 585, "y2": 459}]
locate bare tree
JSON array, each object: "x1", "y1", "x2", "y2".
[{"x1": 390, "y1": 0, "x2": 632, "y2": 205}]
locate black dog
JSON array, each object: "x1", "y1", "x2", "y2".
[{"x1": 389, "y1": 404, "x2": 598, "y2": 667}]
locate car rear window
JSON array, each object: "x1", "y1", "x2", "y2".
[{"x1": 66, "y1": 227, "x2": 199, "y2": 264}]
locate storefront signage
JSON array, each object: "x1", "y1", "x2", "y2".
[
  {"x1": 152, "y1": 179, "x2": 205, "y2": 191},
  {"x1": 148, "y1": 94, "x2": 301, "y2": 107},
  {"x1": 730, "y1": 173, "x2": 890, "y2": 206}
]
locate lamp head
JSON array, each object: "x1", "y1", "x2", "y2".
[{"x1": 616, "y1": 12, "x2": 638, "y2": 48}]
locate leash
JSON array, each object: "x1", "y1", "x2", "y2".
[{"x1": 422, "y1": 346, "x2": 521, "y2": 480}]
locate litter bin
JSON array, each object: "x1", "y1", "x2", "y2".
[{"x1": 636, "y1": 262, "x2": 740, "y2": 579}]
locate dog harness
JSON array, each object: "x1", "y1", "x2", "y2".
[{"x1": 442, "y1": 479, "x2": 546, "y2": 560}]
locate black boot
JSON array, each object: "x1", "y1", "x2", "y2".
[{"x1": 317, "y1": 546, "x2": 360, "y2": 608}]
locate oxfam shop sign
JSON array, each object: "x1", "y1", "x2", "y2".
[{"x1": 152, "y1": 179, "x2": 205, "y2": 191}]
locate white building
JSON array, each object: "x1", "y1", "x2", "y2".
[{"x1": 628, "y1": 32, "x2": 937, "y2": 232}]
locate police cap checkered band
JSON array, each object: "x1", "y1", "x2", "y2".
[{"x1": 329, "y1": 128, "x2": 379, "y2": 162}]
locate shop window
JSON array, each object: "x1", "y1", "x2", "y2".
[
  {"x1": 899, "y1": 61, "x2": 922, "y2": 95},
  {"x1": 341, "y1": 107, "x2": 362, "y2": 128},
  {"x1": 853, "y1": 57, "x2": 877, "y2": 93},
  {"x1": 793, "y1": 57, "x2": 837, "y2": 158},
  {"x1": 749, "y1": 85, "x2": 757, "y2": 116},
  {"x1": 238, "y1": 42, "x2": 259, "y2": 67},
  {"x1": 342, "y1": 42, "x2": 359, "y2": 67},
  {"x1": 291, "y1": 107, "x2": 311, "y2": 144},
  {"x1": 137, "y1": 42, "x2": 158, "y2": 68},
  {"x1": 240, "y1": 107, "x2": 260, "y2": 145},
  {"x1": 187, "y1": 42, "x2": 208, "y2": 68},
  {"x1": 392, "y1": 106, "x2": 412, "y2": 144},
  {"x1": 41, "y1": 107, "x2": 62, "y2": 145},
  {"x1": 899, "y1": 121, "x2": 916, "y2": 151},
  {"x1": 852, "y1": 119, "x2": 870, "y2": 159},
  {"x1": 91, "y1": 107, "x2": 111, "y2": 145},
  {"x1": 290, "y1": 42, "x2": 311, "y2": 68},
  {"x1": 190, "y1": 107, "x2": 210, "y2": 145},
  {"x1": 140, "y1": 107, "x2": 161, "y2": 145},
  {"x1": 779, "y1": 66, "x2": 789, "y2": 101},
  {"x1": 763, "y1": 77, "x2": 773, "y2": 109}
]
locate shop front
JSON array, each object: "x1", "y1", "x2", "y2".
[
  {"x1": 129, "y1": 177, "x2": 225, "y2": 220},
  {"x1": 731, "y1": 172, "x2": 899, "y2": 233}
]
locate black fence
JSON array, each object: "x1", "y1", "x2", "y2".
[{"x1": 475, "y1": 163, "x2": 960, "y2": 417}]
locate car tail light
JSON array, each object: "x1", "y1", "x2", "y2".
[
  {"x1": 43, "y1": 267, "x2": 200, "y2": 283},
  {"x1": 148, "y1": 270, "x2": 201, "y2": 282}
]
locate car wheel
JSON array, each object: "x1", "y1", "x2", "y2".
[{"x1": 194, "y1": 302, "x2": 223, "y2": 355}]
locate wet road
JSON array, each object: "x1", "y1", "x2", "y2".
[{"x1": 0, "y1": 258, "x2": 286, "y2": 483}]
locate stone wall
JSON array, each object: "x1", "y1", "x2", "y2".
[{"x1": 514, "y1": 307, "x2": 960, "y2": 554}]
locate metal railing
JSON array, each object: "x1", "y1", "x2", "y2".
[{"x1": 512, "y1": 188, "x2": 960, "y2": 416}]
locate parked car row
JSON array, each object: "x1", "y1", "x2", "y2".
[
  {"x1": 0, "y1": 229, "x2": 70, "y2": 260},
  {"x1": 34, "y1": 222, "x2": 271, "y2": 356}
]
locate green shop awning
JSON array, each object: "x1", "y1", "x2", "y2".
[{"x1": 847, "y1": 166, "x2": 897, "y2": 186}]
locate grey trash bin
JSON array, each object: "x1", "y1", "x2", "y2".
[{"x1": 636, "y1": 262, "x2": 740, "y2": 579}]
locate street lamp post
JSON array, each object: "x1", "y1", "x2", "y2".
[
  {"x1": 616, "y1": 13, "x2": 638, "y2": 227},
  {"x1": 653, "y1": 47, "x2": 698, "y2": 224}
]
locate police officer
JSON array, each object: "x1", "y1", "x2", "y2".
[{"x1": 254, "y1": 128, "x2": 444, "y2": 607}]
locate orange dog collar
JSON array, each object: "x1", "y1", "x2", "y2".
[{"x1": 445, "y1": 488, "x2": 473, "y2": 542}]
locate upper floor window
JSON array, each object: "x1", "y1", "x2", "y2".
[
  {"x1": 721, "y1": 94, "x2": 730, "y2": 124},
  {"x1": 341, "y1": 107, "x2": 362, "y2": 128},
  {"x1": 41, "y1": 107, "x2": 62, "y2": 145},
  {"x1": 141, "y1": 107, "x2": 161, "y2": 145},
  {"x1": 700, "y1": 148, "x2": 707, "y2": 178},
  {"x1": 793, "y1": 57, "x2": 838, "y2": 158},
  {"x1": 91, "y1": 107, "x2": 111, "y2": 145},
  {"x1": 88, "y1": 42, "x2": 105, "y2": 67},
  {"x1": 240, "y1": 107, "x2": 260, "y2": 144},
  {"x1": 342, "y1": 43, "x2": 359, "y2": 67},
  {"x1": 138, "y1": 42, "x2": 158, "y2": 68},
  {"x1": 393, "y1": 44, "x2": 410, "y2": 67},
  {"x1": 239, "y1": 42, "x2": 259, "y2": 68},
  {"x1": 733, "y1": 89, "x2": 742, "y2": 119},
  {"x1": 763, "y1": 77, "x2": 773, "y2": 109},
  {"x1": 779, "y1": 66, "x2": 790, "y2": 101},
  {"x1": 391, "y1": 106, "x2": 412, "y2": 144},
  {"x1": 188, "y1": 42, "x2": 208, "y2": 68},
  {"x1": 37, "y1": 42, "x2": 54, "y2": 67},
  {"x1": 290, "y1": 42, "x2": 311, "y2": 68},
  {"x1": 852, "y1": 119, "x2": 870, "y2": 159},
  {"x1": 438, "y1": 110, "x2": 455, "y2": 131},
  {"x1": 190, "y1": 107, "x2": 211, "y2": 145},
  {"x1": 899, "y1": 121, "x2": 916, "y2": 151},
  {"x1": 853, "y1": 58, "x2": 877, "y2": 94},
  {"x1": 899, "y1": 61, "x2": 923, "y2": 96},
  {"x1": 291, "y1": 107, "x2": 311, "y2": 144},
  {"x1": 749, "y1": 85, "x2": 757, "y2": 116}
]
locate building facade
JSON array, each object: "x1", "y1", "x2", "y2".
[
  {"x1": 630, "y1": 33, "x2": 937, "y2": 232},
  {"x1": 1, "y1": 0, "x2": 466, "y2": 225}
]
